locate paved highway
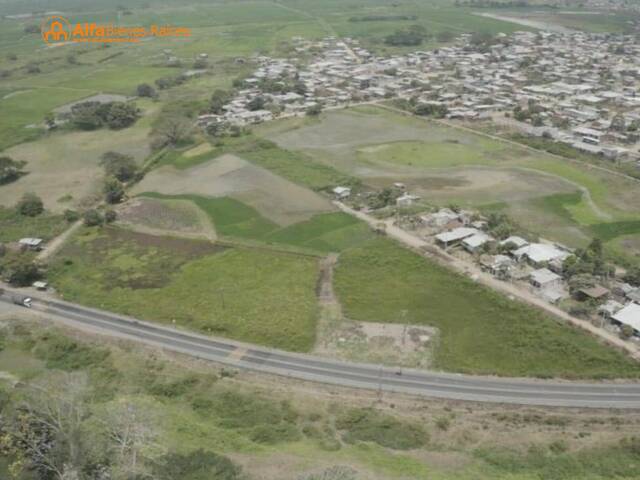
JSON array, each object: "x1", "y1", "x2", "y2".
[{"x1": 2, "y1": 292, "x2": 640, "y2": 409}]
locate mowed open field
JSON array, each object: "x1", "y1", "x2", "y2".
[
  {"x1": 48, "y1": 226, "x2": 320, "y2": 351},
  {"x1": 260, "y1": 106, "x2": 640, "y2": 262}
]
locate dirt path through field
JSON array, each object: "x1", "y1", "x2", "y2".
[{"x1": 314, "y1": 253, "x2": 343, "y2": 353}]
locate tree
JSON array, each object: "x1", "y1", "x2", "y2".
[
  {"x1": 1, "y1": 373, "x2": 102, "y2": 480},
  {"x1": 0, "y1": 254, "x2": 39, "y2": 286},
  {"x1": 24, "y1": 24, "x2": 40, "y2": 34},
  {"x1": 0, "y1": 156, "x2": 26, "y2": 184},
  {"x1": 104, "y1": 209, "x2": 117, "y2": 223},
  {"x1": 63, "y1": 210, "x2": 80, "y2": 222},
  {"x1": 247, "y1": 95, "x2": 266, "y2": 111},
  {"x1": 624, "y1": 266, "x2": 640, "y2": 286},
  {"x1": 210, "y1": 89, "x2": 232, "y2": 114},
  {"x1": 104, "y1": 177, "x2": 125, "y2": 204},
  {"x1": 105, "y1": 102, "x2": 139, "y2": 129},
  {"x1": 100, "y1": 151, "x2": 138, "y2": 182},
  {"x1": 306, "y1": 104, "x2": 322, "y2": 116},
  {"x1": 26, "y1": 62, "x2": 40, "y2": 74},
  {"x1": 99, "y1": 398, "x2": 160, "y2": 479},
  {"x1": 136, "y1": 83, "x2": 157, "y2": 98},
  {"x1": 16, "y1": 193, "x2": 44, "y2": 217},
  {"x1": 83, "y1": 209, "x2": 104, "y2": 227},
  {"x1": 151, "y1": 116, "x2": 194, "y2": 148},
  {"x1": 621, "y1": 324, "x2": 634, "y2": 339}
]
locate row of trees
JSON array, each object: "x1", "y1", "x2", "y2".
[{"x1": 70, "y1": 101, "x2": 140, "y2": 131}]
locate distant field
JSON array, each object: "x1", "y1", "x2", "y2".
[
  {"x1": 262, "y1": 106, "x2": 640, "y2": 264},
  {"x1": 48, "y1": 226, "x2": 320, "y2": 351},
  {"x1": 0, "y1": 102, "x2": 155, "y2": 211},
  {"x1": 334, "y1": 238, "x2": 640, "y2": 379},
  {"x1": 135, "y1": 152, "x2": 336, "y2": 226}
]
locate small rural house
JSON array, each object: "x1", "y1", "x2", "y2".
[
  {"x1": 435, "y1": 227, "x2": 478, "y2": 249},
  {"x1": 529, "y1": 268, "x2": 562, "y2": 289},
  {"x1": 611, "y1": 303, "x2": 640, "y2": 337}
]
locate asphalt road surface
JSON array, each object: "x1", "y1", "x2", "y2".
[{"x1": 2, "y1": 292, "x2": 640, "y2": 409}]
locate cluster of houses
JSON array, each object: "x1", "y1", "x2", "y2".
[
  {"x1": 197, "y1": 30, "x2": 640, "y2": 164},
  {"x1": 420, "y1": 207, "x2": 640, "y2": 338}
]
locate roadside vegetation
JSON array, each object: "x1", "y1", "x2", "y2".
[
  {"x1": 334, "y1": 238, "x2": 640, "y2": 378},
  {"x1": 1, "y1": 320, "x2": 640, "y2": 480}
]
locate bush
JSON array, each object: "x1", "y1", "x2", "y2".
[
  {"x1": 154, "y1": 450, "x2": 243, "y2": 480},
  {"x1": 33, "y1": 333, "x2": 111, "y2": 370},
  {"x1": 250, "y1": 422, "x2": 300, "y2": 444},
  {"x1": 63, "y1": 209, "x2": 80, "y2": 222},
  {"x1": 16, "y1": 193, "x2": 44, "y2": 217},
  {"x1": 100, "y1": 151, "x2": 138, "y2": 182},
  {"x1": 136, "y1": 83, "x2": 157, "y2": 98},
  {"x1": 83, "y1": 209, "x2": 104, "y2": 227},
  {"x1": 336, "y1": 408, "x2": 428, "y2": 450}
]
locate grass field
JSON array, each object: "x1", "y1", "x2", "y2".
[
  {"x1": 139, "y1": 193, "x2": 374, "y2": 254},
  {"x1": 262, "y1": 106, "x2": 640, "y2": 264},
  {"x1": 334, "y1": 238, "x2": 640, "y2": 379},
  {"x1": 0, "y1": 206, "x2": 67, "y2": 243},
  {"x1": 48, "y1": 226, "x2": 320, "y2": 351}
]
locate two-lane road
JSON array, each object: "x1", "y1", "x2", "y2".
[{"x1": 2, "y1": 292, "x2": 640, "y2": 409}]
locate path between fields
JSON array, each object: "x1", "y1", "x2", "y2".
[
  {"x1": 334, "y1": 201, "x2": 640, "y2": 361},
  {"x1": 36, "y1": 219, "x2": 83, "y2": 262},
  {"x1": 314, "y1": 253, "x2": 343, "y2": 353}
]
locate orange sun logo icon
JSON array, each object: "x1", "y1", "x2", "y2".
[{"x1": 41, "y1": 16, "x2": 72, "y2": 44}]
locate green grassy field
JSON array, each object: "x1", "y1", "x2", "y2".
[
  {"x1": 140, "y1": 192, "x2": 374, "y2": 253},
  {"x1": 48, "y1": 226, "x2": 320, "y2": 351},
  {"x1": 334, "y1": 238, "x2": 640, "y2": 379},
  {"x1": 0, "y1": 206, "x2": 67, "y2": 243},
  {"x1": 263, "y1": 106, "x2": 640, "y2": 265}
]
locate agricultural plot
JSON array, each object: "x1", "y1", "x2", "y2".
[
  {"x1": 48, "y1": 226, "x2": 320, "y2": 351},
  {"x1": 137, "y1": 193, "x2": 374, "y2": 254},
  {"x1": 116, "y1": 196, "x2": 216, "y2": 240},
  {"x1": 133, "y1": 153, "x2": 335, "y2": 226},
  {"x1": 263, "y1": 107, "x2": 640, "y2": 262},
  {"x1": 334, "y1": 238, "x2": 640, "y2": 379}
]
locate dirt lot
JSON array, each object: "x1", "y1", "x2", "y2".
[
  {"x1": 116, "y1": 196, "x2": 216, "y2": 240},
  {"x1": 132, "y1": 153, "x2": 335, "y2": 226}
]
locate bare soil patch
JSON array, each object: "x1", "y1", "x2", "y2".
[{"x1": 116, "y1": 197, "x2": 216, "y2": 240}]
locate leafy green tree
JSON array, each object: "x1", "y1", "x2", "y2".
[
  {"x1": 63, "y1": 209, "x2": 80, "y2": 222},
  {"x1": 104, "y1": 209, "x2": 117, "y2": 223},
  {"x1": 16, "y1": 193, "x2": 44, "y2": 217},
  {"x1": 104, "y1": 177, "x2": 125, "y2": 204},
  {"x1": 136, "y1": 83, "x2": 157, "y2": 98},
  {"x1": 105, "y1": 102, "x2": 139, "y2": 129},
  {"x1": 0, "y1": 156, "x2": 26, "y2": 184},
  {"x1": 100, "y1": 151, "x2": 138, "y2": 182},
  {"x1": 306, "y1": 104, "x2": 322, "y2": 116},
  {"x1": 247, "y1": 95, "x2": 266, "y2": 111},
  {"x1": 1, "y1": 254, "x2": 39, "y2": 286},
  {"x1": 210, "y1": 89, "x2": 232, "y2": 114},
  {"x1": 83, "y1": 209, "x2": 104, "y2": 227}
]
